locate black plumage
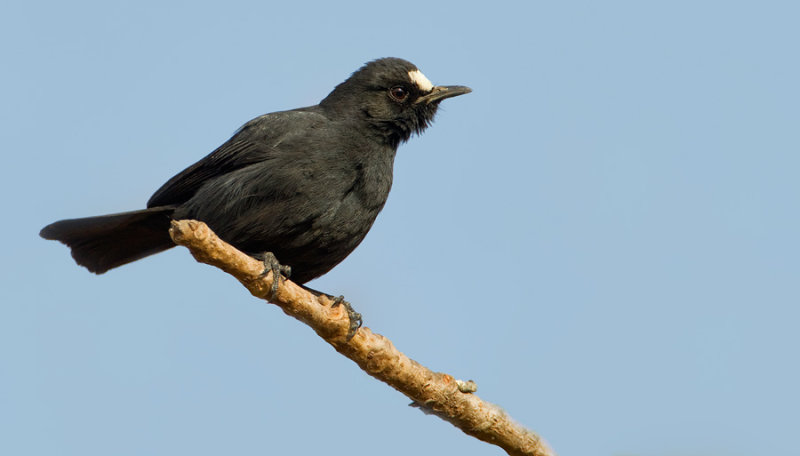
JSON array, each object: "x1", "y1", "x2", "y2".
[{"x1": 40, "y1": 57, "x2": 471, "y2": 283}]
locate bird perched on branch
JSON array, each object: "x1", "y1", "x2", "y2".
[{"x1": 41, "y1": 57, "x2": 470, "y2": 297}]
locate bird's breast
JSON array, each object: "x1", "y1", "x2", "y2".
[{"x1": 352, "y1": 144, "x2": 396, "y2": 211}]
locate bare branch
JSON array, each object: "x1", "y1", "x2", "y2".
[{"x1": 169, "y1": 219, "x2": 555, "y2": 456}]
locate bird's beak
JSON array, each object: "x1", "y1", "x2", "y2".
[{"x1": 417, "y1": 85, "x2": 472, "y2": 104}]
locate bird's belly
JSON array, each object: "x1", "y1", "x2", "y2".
[
  {"x1": 277, "y1": 193, "x2": 382, "y2": 283},
  {"x1": 201, "y1": 191, "x2": 382, "y2": 284}
]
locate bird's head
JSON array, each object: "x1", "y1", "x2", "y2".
[{"x1": 320, "y1": 57, "x2": 471, "y2": 147}]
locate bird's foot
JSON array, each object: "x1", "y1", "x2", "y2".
[
  {"x1": 299, "y1": 285, "x2": 363, "y2": 341},
  {"x1": 332, "y1": 295, "x2": 362, "y2": 341},
  {"x1": 256, "y1": 252, "x2": 291, "y2": 299}
]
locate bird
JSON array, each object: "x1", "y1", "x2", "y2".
[{"x1": 41, "y1": 57, "x2": 471, "y2": 291}]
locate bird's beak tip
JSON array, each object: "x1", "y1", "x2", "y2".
[{"x1": 419, "y1": 85, "x2": 472, "y2": 104}]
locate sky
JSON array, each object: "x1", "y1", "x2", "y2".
[{"x1": 2, "y1": 1, "x2": 798, "y2": 455}]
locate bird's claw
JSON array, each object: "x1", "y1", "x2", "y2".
[
  {"x1": 256, "y1": 252, "x2": 291, "y2": 299},
  {"x1": 332, "y1": 295, "x2": 362, "y2": 340}
]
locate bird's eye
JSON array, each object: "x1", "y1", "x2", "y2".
[{"x1": 389, "y1": 86, "x2": 409, "y2": 102}]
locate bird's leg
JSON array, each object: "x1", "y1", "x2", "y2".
[
  {"x1": 302, "y1": 286, "x2": 362, "y2": 340},
  {"x1": 255, "y1": 252, "x2": 292, "y2": 299}
]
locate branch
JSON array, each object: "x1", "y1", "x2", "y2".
[{"x1": 169, "y1": 220, "x2": 555, "y2": 456}]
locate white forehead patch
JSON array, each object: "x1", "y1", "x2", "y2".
[{"x1": 408, "y1": 69, "x2": 434, "y2": 92}]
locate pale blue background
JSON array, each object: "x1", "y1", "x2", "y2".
[{"x1": 2, "y1": 1, "x2": 798, "y2": 455}]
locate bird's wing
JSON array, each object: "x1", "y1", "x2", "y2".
[
  {"x1": 147, "y1": 139, "x2": 267, "y2": 207},
  {"x1": 146, "y1": 109, "x2": 325, "y2": 208}
]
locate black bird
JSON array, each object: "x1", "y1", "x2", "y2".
[{"x1": 41, "y1": 58, "x2": 471, "y2": 287}]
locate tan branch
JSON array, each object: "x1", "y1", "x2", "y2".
[{"x1": 169, "y1": 220, "x2": 555, "y2": 456}]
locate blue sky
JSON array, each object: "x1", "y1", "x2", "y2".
[{"x1": 2, "y1": 1, "x2": 798, "y2": 455}]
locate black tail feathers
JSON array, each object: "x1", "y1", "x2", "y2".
[{"x1": 40, "y1": 206, "x2": 177, "y2": 274}]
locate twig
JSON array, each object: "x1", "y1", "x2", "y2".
[{"x1": 169, "y1": 219, "x2": 555, "y2": 456}]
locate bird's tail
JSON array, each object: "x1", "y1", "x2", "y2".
[{"x1": 40, "y1": 206, "x2": 177, "y2": 274}]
